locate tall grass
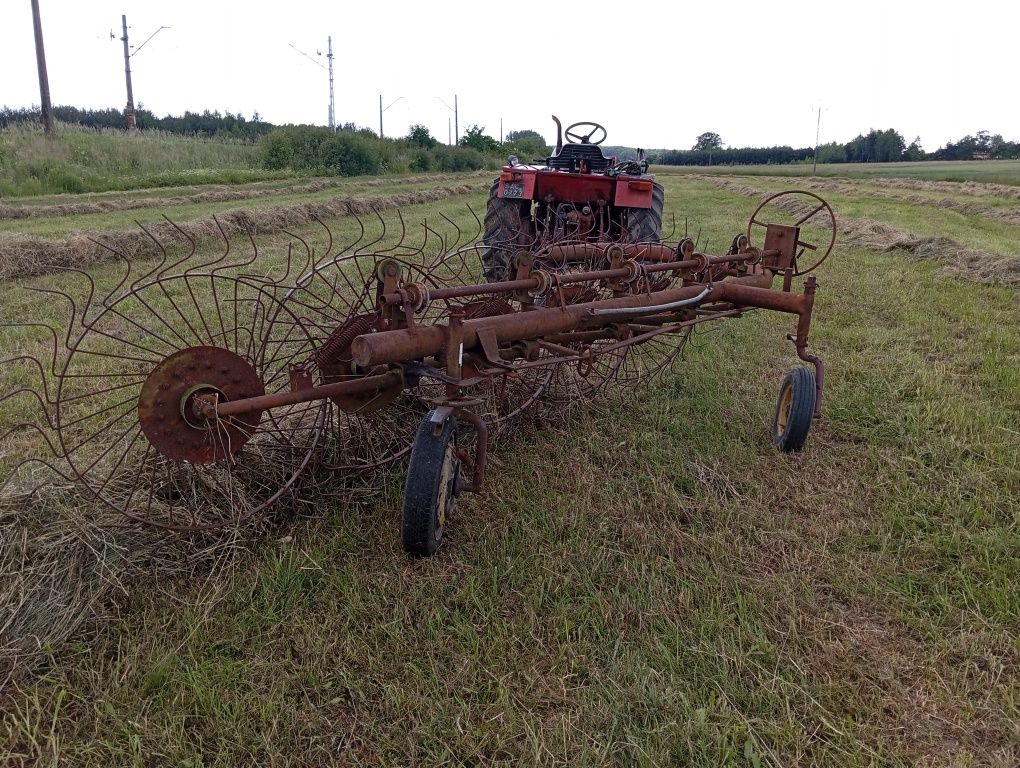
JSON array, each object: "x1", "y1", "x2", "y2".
[{"x1": 0, "y1": 122, "x2": 285, "y2": 197}]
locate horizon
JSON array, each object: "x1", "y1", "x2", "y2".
[{"x1": 4, "y1": 1, "x2": 1017, "y2": 154}]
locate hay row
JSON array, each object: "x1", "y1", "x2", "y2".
[
  {"x1": 703, "y1": 176, "x2": 1020, "y2": 287},
  {"x1": 0, "y1": 183, "x2": 488, "y2": 281},
  {"x1": 849, "y1": 175, "x2": 1020, "y2": 201},
  {"x1": 687, "y1": 172, "x2": 1020, "y2": 201},
  {"x1": 0, "y1": 171, "x2": 491, "y2": 220},
  {"x1": 692, "y1": 174, "x2": 1020, "y2": 227},
  {"x1": 0, "y1": 489, "x2": 262, "y2": 690}
]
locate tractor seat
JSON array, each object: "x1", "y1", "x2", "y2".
[{"x1": 546, "y1": 143, "x2": 610, "y2": 173}]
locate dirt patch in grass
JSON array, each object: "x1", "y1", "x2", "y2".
[
  {"x1": 704, "y1": 176, "x2": 1020, "y2": 287},
  {"x1": 0, "y1": 172, "x2": 490, "y2": 220},
  {"x1": 0, "y1": 184, "x2": 487, "y2": 280}
]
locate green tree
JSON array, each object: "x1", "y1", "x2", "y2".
[
  {"x1": 459, "y1": 125, "x2": 500, "y2": 153},
  {"x1": 693, "y1": 132, "x2": 723, "y2": 151},
  {"x1": 505, "y1": 129, "x2": 543, "y2": 143},
  {"x1": 407, "y1": 124, "x2": 437, "y2": 148},
  {"x1": 904, "y1": 136, "x2": 924, "y2": 161},
  {"x1": 845, "y1": 129, "x2": 905, "y2": 162},
  {"x1": 504, "y1": 128, "x2": 548, "y2": 159}
]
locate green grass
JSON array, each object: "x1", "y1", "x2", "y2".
[
  {"x1": 0, "y1": 123, "x2": 288, "y2": 197},
  {"x1": 1, "y1": 177, "x2": 1017, "y2": 766},
  {"x1": 652, "y1": 159, "x2": 1020, "y2": 186},
  {"x1": 0, "y1": 177, "x2": 486, "y2": 237},
  {"x1": 692, "y1": 175, "x2": 1020, "y2": 258}
]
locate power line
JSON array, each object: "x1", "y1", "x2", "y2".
[
  {"x1": 288, "y1": 40, "x2": 336, "y2": 130},
  {"x1": 327, "y1": 37, "x2": 334, "y2": 131},
  {"x1": 379, "y1": 95, "x2": 404, "y2": 139},
  {"x1": 115, "y1": 17, "x2": 169, "y2": 130}
]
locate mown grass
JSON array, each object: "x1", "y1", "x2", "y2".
[
  {"x1": 0, "y1": 177, "x2": 486, "y2": 237},
  {"x1": 691, "y1": 175, "x2": 1020, "y2": 258},
  {"x1": 652, "y1": 159, "x2": 1020, "y2": 186},
  {"x1": 0, "y1": 123, "x2": 288, "y2": 198},
  {"x1": 1, "y1": 178, "x2": 1017, "y2": 766}
]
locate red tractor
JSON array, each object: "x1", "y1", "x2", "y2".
[{"x1": 482, "y1": 117, "x2": 665, "y2": 281}]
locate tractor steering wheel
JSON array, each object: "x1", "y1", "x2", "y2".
[{"x1": 564, "y1": 121, "x2": 607, "y2": 145}]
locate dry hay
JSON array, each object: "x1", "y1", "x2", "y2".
[
  {"x1": 0, "y1": 183, "x2": 487, "y2": 281},
  {"x1": 692, "y1": 172, "x2": 1020, "y2": 202},
  {"x1": 0, "y1": 486, "x2": 253, "y2": 690},
  {"x1": 873, "y1": 176, "x2": 1020, "y2": 201},
  {"x1": 0, "y1": 170, "x2": 491, "y2": 220},
  {"x1": 696, "y1": 174, "x2": 1020, "y2": 227},
  {"x1": 703, "y1": 176, "x2": 1020, "y2": 287}
]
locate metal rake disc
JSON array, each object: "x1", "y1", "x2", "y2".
[
  {"x1": 55, "y1": 273, "x2": 324, "y2": 530},
  {"x1": 527, "y1": 243, "x2": 692, "y2": 404},
  {"x1": 425, "y1": 243, "x2": 555, "y2": 428},
  {"x1": 271, "y1": 252, "x2": 452, "y2": 472}
]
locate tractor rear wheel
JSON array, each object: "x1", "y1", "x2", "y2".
[
  {"x1": 623, "y1": 181, "x2": 664, "y2": 243},
  {"x1": 481, "y1": 180, "x2": 529, "y2": 282}
]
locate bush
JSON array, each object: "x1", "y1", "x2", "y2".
[
  {"x1": 410, "y1": 151, "x2": 433, "y2": 172},
  {"x1": 319, "y1": 133, "x2": 381, "y2": 176},
  {"x1": 431, "y1": 145, "x2": 485, "y2": 172},
  {"x1": 259, "y1": 125, "x2": 493, "y2": 176},
  {"x1": 260, "y1": 131, "x2": 293, "y2": 170}
]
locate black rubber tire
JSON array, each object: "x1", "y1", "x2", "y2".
[
  {"x1": 771, "y1": 366, "x2": 816, "y2": 453},
  {"x1": 481, "y1": 180, "x2": 528, "y2": 283},
  {"x1": 402, "y1": 413, "x2": 459, "y2": 557},
  {"x1": 623, "y1": 181, "x2": 664, "y2": 243}
]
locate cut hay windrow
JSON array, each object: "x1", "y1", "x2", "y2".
[
  {"x1": 0, "y1": 183, "x2": 488, "y2": 280},
  {"x1": 861, "y1": 176, "x2": 1020, "y2": 201},
  {"x1": 692, "y1": 174, "x2": 1020, "y2": 227},
  {"x1": 703, "y1": 176, "x2": 1020, "y2": 287},
  {"x1": 0, "y1": 490, "x2": 258, "y2": 690},
  {"x1": 0, "y1": 171, "x2": 490, "y2": 221}
]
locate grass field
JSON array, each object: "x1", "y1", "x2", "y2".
[
  {"x1": 652, "y1": 159, "x2": 1020, "y2": 186},
  {"x1": 0, "y1": 168, "x2": 1017, "y2": 766},
  {"x1": 0, "y1": 124, "x2": 285, "y2": 197}
]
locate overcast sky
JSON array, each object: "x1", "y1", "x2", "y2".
[{"x1": 3, "y1": 0, "x2": 1017, "y2": 152}]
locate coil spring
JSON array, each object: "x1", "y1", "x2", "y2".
[
  {"x1": 463, "y1": 298, "x2": 513, "y2": 320},
  {"x1": 313, "y1": 313, "x2": 377, "y2": 368}
]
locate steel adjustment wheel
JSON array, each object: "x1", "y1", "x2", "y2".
[
  {"x1": 747, "y1": 190, "x2": 836, "y2": 275},
  {"x1": 402, "y1": 412, "x2": 460, "y2": 557},
  {"x1": 772, "y1": 366, "x2": 816, "y2": 452}
]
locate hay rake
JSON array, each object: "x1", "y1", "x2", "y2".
[{"x1": 1, "y1": 184, "x2": 836, "y2": 556}]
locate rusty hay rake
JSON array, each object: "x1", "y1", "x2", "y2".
[{"x1": 0, "y1": 190, "x2": 836, "y2": 556}]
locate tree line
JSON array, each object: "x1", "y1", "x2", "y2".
[
  {"x1": 0, "y1": 106, "x2": 273, "y2": 140},
  {"x1": 654, "y1": 128, "x2": 1020, "y2": 166},
  {"x1": 5, "y1": 106, "x2": 1018, "y2": 167}
]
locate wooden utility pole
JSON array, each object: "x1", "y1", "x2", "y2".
[
  {"x1": 30, "y1": 0, "x2": 55, "y2": 135},
  {"x1": 120, "y1": 15, "x2": 136, "y2": 130},
  {"x1": 454, "y1": 94, "x2": 458, "y2": 144}
]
